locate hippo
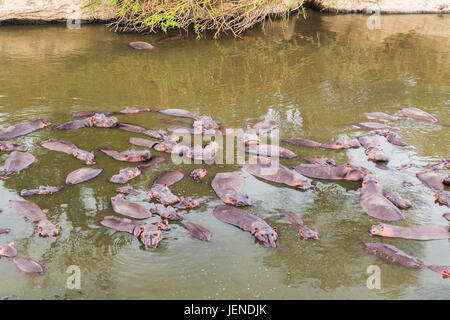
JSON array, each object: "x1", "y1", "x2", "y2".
[
  {"x1": 445, "y1": 175, "x2": 450, "y2": 186},
  {"x1": 427, "y1": 265, "x2": 450, "y2": 279},
  {"x1": 118, "y1": 107, "x2": 150, "y2": 114},
  {"x1": 174, "y1": 196, "x2": 210, "y2": 210},
  {"x1": 185, "y1": 222, "x2": 213, "y2": 242},
  {"x1": 41, "y1": 139, "x2": 95, "y2": 165},
  {"x1": 158, "y1": 109, "x2": 199, "y2": 120},
  {"x1": 363, "y1": 112, "x2": 399, "y2": 122},
  {"x1": 294, "y1": 163, "x2": 369, "y2": 181},
  {"x1": 116, "y1": 185, "x2": 140, "y2": 196},
  {"x1": 20, "y1": 185, "x2": 64, "y2": 197},
  {"x1": 0, "y1": 242, "x2": 17, "y2": 257},
  {"x1": 101, "y1": 216, "x2": 163, "y2": 249},
  {"x1": 363, "y1": 242, "x2": 425, "y2": 269},
  {"x1": 12, "y1": 256, "x2": 45, "y2": 274},
  {"x1": 358, "y1": 136, "x2": 389, "y2": 162},
  {"x1": 129, "y1": 137, "x2": 159, "y2": 149},
  {"x1": 369, "y1": 223, "x2": 450, "y2": 241},
  {"x1": 111, "y1": 195, "x2": 152, "y2": 219},
  {"x1": 399, "y1": 107, "x2": 438, "y2": 123},
  {"x1": 354, "y1": 122, "x2": 395, "y2": 131},
  {"x1": 303, "y1": 157, "x2": 336, "y2": 166},
  {"x1": 56, "y1": 114, "x2": 117, "y2": 130},
  {"x1": 244, "y1": 157, "x2": 312, "y2": 190},
  {"x1": 193, "y1": 115, "x2": 220, "y2": 132},
  {"x1": 190, "y1": 168, "x2": 207, "y2": 182},
  {"x1": 280, "y1": 211, "x2": 319, "y2": 240},
  {"x1": 211, "y1": 172, "x2": 253, "y2": 206},
  {"x1": 427, "y1": 159, "x2": 450, "y2": 170},
  {"x1": 376, "y1": 130, "x2": 408, "y2": 146},
  {"x1": 320, "y1": 138, "x2": 361, "y2": 150},
  {"x1": 110, "y1": 167, "x2": 141, "y2": 184},
  {"x1": 186, "y1": 141, "x2": 220, "y2": 162},
  {"x1": 153, "y1": 170, "x2": 184, "y2": 187},
  {"x1": 168, "y1": 127, "x2": 217, "y2": 135},
  {"x1": 0, "y1": 119, "x2": 50, "y2": 141},
  {"x1": 137, "y1": 156, "x2": 167, "y2": 169},
  {"x1": 213, "y1": 205, "x2": 277, "y2": 248},
  {"x1": 54, "y1": 118, "x2": 90, "y2": 131},
  {"x1": 157, "y1": 219, "x2": 171, "y2": 231},
  {"x1": 116, "y1": 123, "x2": 149, "y2": 134},
  {"x1": 153, "y1": 138, "x2": 183, "y2": 154},
  {"x1": 282, "y1": 138, "x2": 322, "y2": 148},
  {"x1": 359, "y1": 174, "x2": 405, "y2": 221},
  {"x1": 65, "y1": 167, "x2": 103, "y2": 185},
  {"x1": 0, "y1": 152, "x2": 36, "y2": 179},
  {"x1": 249, "y1": 119, "x2": 279, "y2": 135},
  {"x1": 160, "y1": 34, "x2": 188, "y2": 41},
  {"x1": 148, "y1": 184, "x2": 180, "y2": 206},
  {"x1": 0, "y1": 228, "x2": 10, "y2": 234},
  {"x1": 383, "y1": 191, "x2": 412, "y2": 209},
  {"x1": 145, "y1": 129, "x2": 171, "y2": 140},
  {"x1": 435, "y1": 191, "x2": 450, "y2": 208},
  {"x1": 99, "y1": 148, "x2": 151, "y2": 162},
  {"x1": 149, "y1": 203, "x2": 185, "y2": 221},
  {"x1": 129, "y1": 41, "x2": 154, "y2": 50},
  {"x1": 72, "y1": 111, "x2": 114, "y2": 118},
  {"x1": 0, "y1": 143, "x2": 28, "y2": 152},
  {"x1": 245, "y1": 144, "x2": 297, "y2": 159},
  {"x1": 416, "y1": 171, "x2": 444, "y2": 191},
  {"x1": 9, "y1": 200, "x2": 60, "y2": 237},
  {"x1": 397, "y1": 163, "x2": 414, "y2": 170},
  {"x1": 443, "y1": 213, "x2": 450, "y2": 221}
]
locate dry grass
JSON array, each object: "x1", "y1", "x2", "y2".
[{"x1": 99, "y1": 0, "x2": 305, "y2": 38}]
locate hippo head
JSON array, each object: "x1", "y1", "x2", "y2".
[
  {"x1": 156, "y1": 204, "x2": 185, "y2": 221},
  {"x1": 224, "y1": 191, "x2": 253, "y2": 206},
  {"x1": 0, "y1": 242, "x2": 18, "y2": 258},
  {"x1": 361, "y1": 174, "x2": 383, "y2": 194},
  {"x1": 369, "y1": 224, "x2": 394, "y2": 237},
  {"x1": 252, "y1": 226, "x2": 277, "y2": 248},
  {"x1": 41, "y1": 119, "x2": 51, "y2": 128},
  {"x1": 291, "y1": 179, "x2": 312, "y2": 190},
  {"x1": 157, "y1": 219, "x2": 171, "y2": 231},
  {"x1": 37, "y1": 220, "x2": 60, "y2": 237},
  {"x1": 346, "y1": 139, "x2": 361, "y2": 148},
  {"x1": 344, "y1": 164, "x2": 369, "y2": 181},
  {"x1": 136, "y1": 225, "x2": 163, "y2": 249},
  {"x1": 73, "y1": 150, "x2": 95, "y2": 165},
  {"x1": 298, "y1": 227, "x2": 319, "y2": 240}
]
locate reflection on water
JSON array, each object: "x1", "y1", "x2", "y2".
[{"x1": 0, "y1": 11, "x2": 449, "y2": 299}]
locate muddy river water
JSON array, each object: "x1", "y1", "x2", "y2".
[{"x1": 0, "y1": 12, "x2": 448, "y2": 299}]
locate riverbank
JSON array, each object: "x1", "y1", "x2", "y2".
[{"x1": 0, "y1": 1, "x2": 449, "y2": 29}]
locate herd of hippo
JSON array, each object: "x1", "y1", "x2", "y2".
[{"x1": 0, "y1": 105, "x2": 448, "y2": 280}]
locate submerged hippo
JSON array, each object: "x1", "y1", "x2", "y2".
[
  {"x1": 101, "y1": 216, "x2": 163, "y2": 249},
  {"x1": 370, "y1": 224, "x2": 450, "y2": 241},
  {"x1": 435, "y1": 191, "x2": 450, "y2": 208},
  {"x1": 190, "y1": 168, "x2": 207, "y2": 182},
  {"x1": 137, "y1": 156, "x2": 167, "y2": 169},
  {"x1": 65, "y1": 167, "x2": 103, "y2": 185},
  {"x1": 282, "y1": 138, "x2": 322, "y2": 148},
  {"x1": 213, "y1": 205, "x2": 277, "y2": 248},
  {"x1": 41, "y1": 139, "x2": 95, "y2": 165},
  {"x1": 303, "y1": 157, "x2": 336, "y2": 166},
  {"x1": 427, "y1": 159, "x2": 450, "y2": 170},
  {"x1": 320, "y1": 138, "x2": 361, "y2": 150},
  {"x1": 160, "y1": 34, "x2": 188, "y2": 41},
  {"x1": 244, "y1": 157, "x2": 312, "y2": 190},
  {"x1": 383, "y1": 191, "x2": 412, "y2": 209},
  {"x1": 359, "y1": 174, "x2": 405, "y2": 221},
  {"x1": 0, "y1": 243, "x2": 44, "y2": 274},
  {"x1": 129, "y1": 41, "x2": 154, "y2": 50},
  {"x1": 99, "y1": 148, "x2": 151, "y2": 162},
  {"x1": 363, "y1": 242, "x2": 449, "y2": 278},
  {"x1": 116, "y1": 123, "x2": 148, "y2": 134},
  {"x1": 0, "y1": 119, "x2": 50, "y2": 141},
  {"x1": 116, "y1": 185, "x2": 140, "y2": 196},
  {"x1": 249, "y1": 119, "x2": 279, "y2": 135},
  {"x1": 9, "y1": 200, "x2": 60, "y2": 237},
  {"x1": 110, "y1": 167, "x2": 141, "y2": 184},
  {"x1": 245, "y1": 144, "x2": 297, "y2": 158},
  {"x1": 185, "y1": 222, "x2": 213, "y2": 242},
  {"x1": 153, "y1": 170, "x2": 184, "y2": 187},
  {"x1": 0, "y1": 152, "x2": 36, "y2": 179},
  {"x1": 0, "y1": 228, "x2": 10, "y2": 234},
  {"x1": 174, "y1": 196, "x2": 210, "y2": 210},
  {"x1": 363, "y1": 112, "x2": 399, "y2": 122},
  {"x1": 416, "y1": 171, "x2": 445, "y2": 191},
  {"x1": 443, "y1": 213, "x2": 450, "y2": 221},
  {"x1": 129, "y1": 137, "x2": 159, "y2": 149},
  {"x1": 0, "y1": 143, "x2": 28, "y2": 152},
  {"x1": 354, "y1": 122, "x2": 395, "y2": 131},
  {"x1": 280, "y1": 211, "x2": 318, "y2": 240},
  {"x1": 211, "y1": 172, "x2": 253, "y2": 206},
  {"x1": 294, "y1": 163, "x2": 369, "y2": 181},
  {"x1": 111, "y1": 195, "x2": 152, "y2": 219},
  {"x1": 376, "y1": 130, "x2": 408, "y2": 146},
  {"x1": 118, "y1": 107, "x2": 150, "y2": 114},
  {"x1": 20, "y1": 186, "x2": 64, "y2": 197},
  {"x1": 55, "y1": 113, "x2": 117, "y2": 130},
  {"x1": 148, "y1": 184, "x2": 180, "y2": 206},
  {"x1": 72, "y1": 111, "x2": 114, "y2": 118},
  {"x1": 399, "y1": 107, "x2": 438, "y2": 123},
  {"x1": 158, "y1": 108, "x2": 199, "y2": 120},
  {"x1": 0, "y1": 242, "x2": 17, "y2": 257}
]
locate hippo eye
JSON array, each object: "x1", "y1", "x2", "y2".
[
  {"x1": 168, "y1": 214, "x2": 172, "y2": 219},
  {"x1": 362, "y1": 181, "x2": 367, "y2": 187}
]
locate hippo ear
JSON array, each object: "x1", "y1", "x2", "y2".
[
  {"x1": 38, "y1": 226, "x2": 43, "y2": 232},
  {"x1": 9, "y1": 242, "x2": 14, "y2": 247},
  {"x1": 273, "y1": 226, "x2": 278, "y2": 232},
  {"x1": 136, "y1": 226, "x2": 144, "y2": 237},
  {"x1": 56, "y1": 224, "x2": 60, "y2": 232},
  {"x1": 251, "y1": 228, "x2": 259, "y2": 235}
]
